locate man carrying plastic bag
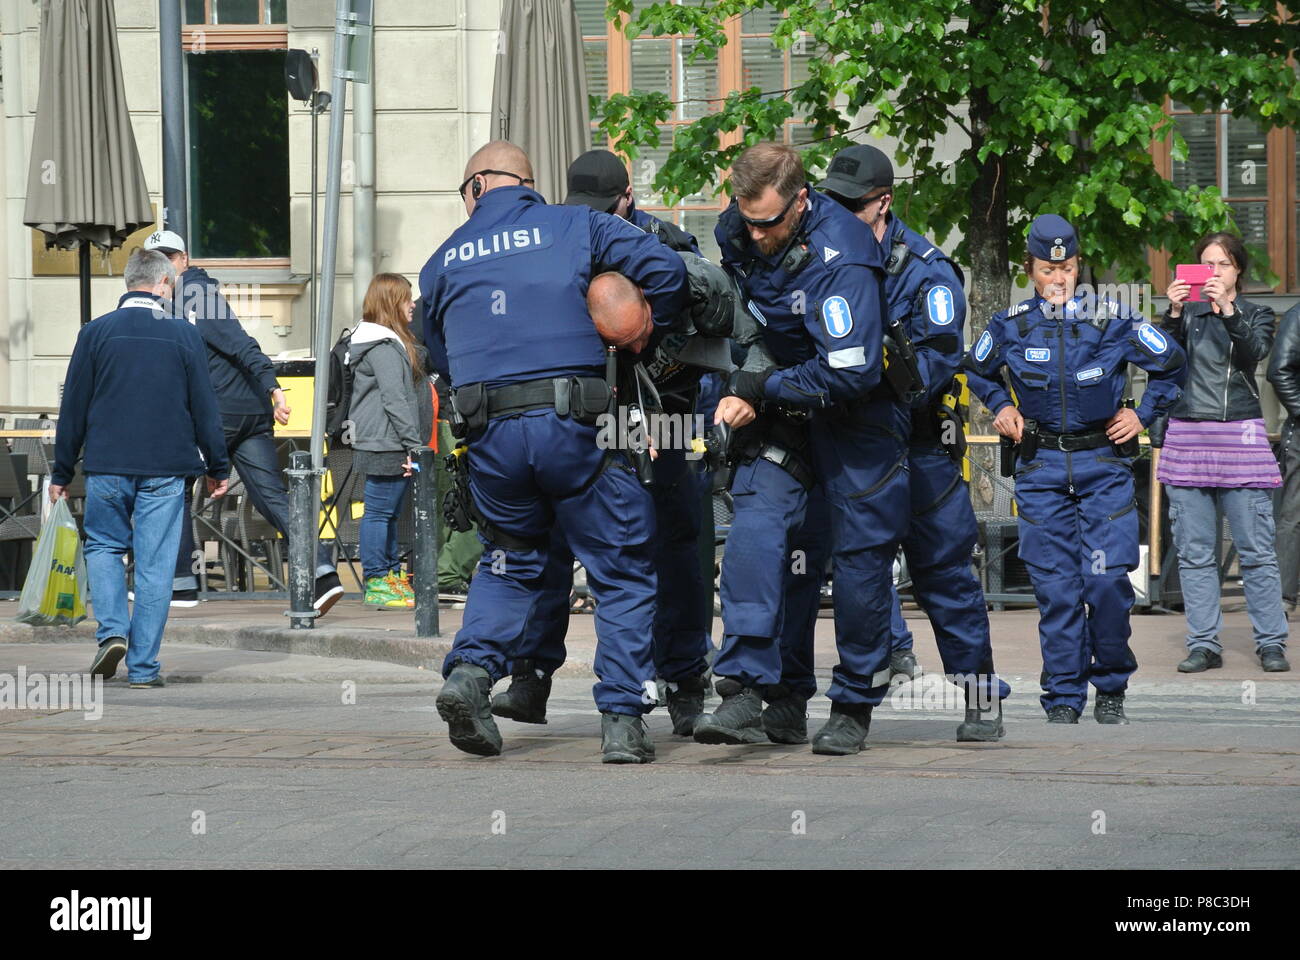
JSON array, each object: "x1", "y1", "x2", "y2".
[
  {"x1": 50, "y1": 250, "x2": 230, "y2": 688},
  {"x1": 16, "y1": 497, "x2": 88, "y2": 626}
]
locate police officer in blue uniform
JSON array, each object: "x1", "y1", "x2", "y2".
[
  {"x1": 419, "y1": 141, "x2": 691, "y2": 763},
  {"x1": 489, "y1": 150, "x2": 729, "y2": 737},
  {"x1": 698, "y1": 142, "x2": 911, "y2": 755},
  {"x1": 820, "y1": 144, "x2": 1010, "y2": 740},
  {"x1": 964, "y1": 214, "x2": 1186, "y2": 724}
]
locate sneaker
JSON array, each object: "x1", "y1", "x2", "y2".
[
  {"x1": 888, "y1": 648, "x2": 922, "y2": 681},
  {"x1": 693, "y1": 679, "x2": 764, "y2": 745},
  {"x1": 364, "y1": 576, "x2": 413, "y2": 609},
  {"x1": 1177, "y1": 647, "x2": 1222, "y2": 673},
  {"x1": 600, "y1": 713, "x2": 656, "y2": 764},
  {"x1": 129, "y1": 676, "x2": 166, "y2": 689},
  {"x1": 438, "y1": 583, "x2": 469, "y2": 608},
  {"x1": 170, "y1": 589, "x2": 199, "y2": 608},
  {"x1": 435, "y1": 663, "x2": 502, "y2": 757},
  {"x1": 388, "y1": 570, "x2": 415, "y2": 600},
  {"x1": 90, "y1": 638, "x2": 127, "y2": 680},
  {"x1": 1046, "y1": 705, "x2": 1079, "y2": 724},
  {"x1": 810, "y1": 703, "x2": 873, "y2": 755},
  {"x1": 1094, "y1": 693, "x2": 1130, "y2": 724},
  {"x1": 313, "y1": 572, "x2": 345, "y2": 618},
  {"x1": 1259, "y1": 645, "x2": 1291, "y2": 672},
  {"x1": 761, "y1": 687, "x2": 810, "y2": 744}
]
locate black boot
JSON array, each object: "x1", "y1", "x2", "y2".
[
  {"x1": 1259, "y1": 645, "x2": 1291, "y2": 672},
  {"x1": 811, "y1": 702, "x2": 873, "y2": 756},
  {"x1": 1093, "y1": 692, "x2": 1130, "y2": 724},
  {"x1": 889, "y1": 648, "x2": 922, "y2": 681},
  {"x1": 956, "y1": 698, "x2": 1005, "y2": 742},
  {"x1": 489, "y1": 660, "x2": 552, "y2": 724},
  {"x1": 761, "y1": 684, "x2": 809, "y2": 744},
  {"x1": 693, "y1": 678, "x2": 764, "y2": 745},
  {"x1": 601, "y1": 713, "x2": 656, "y2": 764},
  {"x1": 435, "y1": 663, "x2": 503, "y2": 757},
  {"x1": 664, "y1": 674, "x2": 708, "y2": 737},
  {"x1": 1046, "y1": 704, "x2": 1079, "y2": 724}
]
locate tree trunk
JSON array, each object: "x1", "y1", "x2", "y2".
[{"x1": 965, "y1": 0, "x2": 1012, "y2": 503}]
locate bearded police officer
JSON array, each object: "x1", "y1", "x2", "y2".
[
  {"x1": 419, "y1": 141, "x2": 691, "y2": 763},
  {"x1": 964, "y1": 214, "x2": 1186, "y2": 724},
  {"x1": 700, "y1": 142, "x2": 910, "y2": 756},
  {"x1": 820, "y1": 144, "x2": 1010, "y2": 740},
  {"x1": 487, "y1": 150, "x2": 736, "y2": 738}
]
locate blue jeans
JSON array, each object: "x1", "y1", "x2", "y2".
[
  {"x1": 360, "y1": 474, "x2": 411, "y2": 581},
  {"x1": 1167, "y1": 484, "x2": 1289, "y2": 653},
  {"x1": 174, "y1": 413, "x2": 335, "y2": 590},
  {"x1": 83, "y1": 475, "x2": 187, "y2": 682}
]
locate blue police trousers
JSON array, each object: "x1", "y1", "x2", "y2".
[
  {"x1": 510, "y1": 445, "x2": 712, "y2": 683},
  {"x1": 810, "y1": 414, "x2": 912, "y2": 707},
  {"x1": 1014, "y1": 446, "x2": 1139, "y2": 713},
  {"x1": 442, "y1": 411, "x2": 657, "y2": 716},
  {"x1": 889, "y1": 447, "x2": 1010, "y2": 703}
]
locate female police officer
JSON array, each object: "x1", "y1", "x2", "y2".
[{"x1": 964, "y1": 215, "x2": 1187, "y2": 724}]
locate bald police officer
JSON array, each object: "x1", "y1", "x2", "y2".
[{"x1": 420, "y1": 141, "x2": 691, "y2": 763}]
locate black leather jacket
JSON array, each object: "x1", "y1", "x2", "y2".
[
  {"x1": 1266, "y1": 303, "x2": 1300, "y2": 426},
  {"x1": 1161, "y1": 297, "x2": 1275, "y2": 421}
]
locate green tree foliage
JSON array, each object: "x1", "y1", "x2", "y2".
[{"x1": 596, "y1": 0, "x2": 1299, "y2": 324}]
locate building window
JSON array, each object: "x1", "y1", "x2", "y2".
[
  {"x1": 579, "y1": 1, "x2": 825, "y2": 261},
  {"x1": 183, "y1": 3, "x2": 290, "y2": 261}
]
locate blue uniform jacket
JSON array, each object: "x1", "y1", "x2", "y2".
[
  {"x1": 53, "y1": 292, "x2": 231, "y2": 486},
  {"x1": 715, "y1": 189, "x2": 889, "y2": 408},
  {"x1": 880, "y1": 214, "x2": 967, "y2": 411},
  {"x1": 964, "y1": 293, "x2": 1186, "y2": 432},
  {"x1": 419, "y1": 186, "x2": 689, "y2": 388}
]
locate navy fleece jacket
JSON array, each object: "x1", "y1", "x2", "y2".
[{"x1": 53, "y1": 291, "x2": 230, "y2": 486}]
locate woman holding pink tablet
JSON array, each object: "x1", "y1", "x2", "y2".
[{"x1": 1159, "y1": 232, "x2": 1289, "y2": 674}]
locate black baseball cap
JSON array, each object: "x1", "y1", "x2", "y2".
[
  {"x1": 564, "y1": 149, "x2": 630, "y2": 211},
  {"x1": 818, "y1": 144, "x2": 894, "y2": 200}
]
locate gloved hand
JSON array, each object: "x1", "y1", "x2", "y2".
[
  {"x1": 725, "y1": 367, "x2": 773, "y2": 404},
  {"x1": 685, "y1": 256, "x2": 735, "y2": 338}
]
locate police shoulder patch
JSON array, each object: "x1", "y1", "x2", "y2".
[
  {"x1": 822, "y1": 296, "x2": 853, "y2": 339},
  {"x1": 926, "y1": 285, "x2": 956, "y2": 326},
  {"x1": 973, "y1": 329, "x2": 994, "y2": 363},
  {"x1": 1137, "y1": 322, "x2": 1168, "y2": 355}
]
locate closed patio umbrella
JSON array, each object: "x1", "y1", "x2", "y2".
[
  {"x1": 491, "y1": 0, "x2": 591, "y2": 204},
  {"x1": 23, "y1": 0, "x2": 154, "y2": 326}
]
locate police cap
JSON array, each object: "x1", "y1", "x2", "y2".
[
  {"x1": 1027, "y1": 214, "x2": 1077, "y2": 263},
  {"x1": 817, "y1": 144, "x2": 893, "y2": 200},
  {"x1": 564, "y1": 149, "x2": 630, "y2": 212}
]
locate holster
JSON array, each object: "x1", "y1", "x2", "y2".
[
  {"x1": 1020, "y1": 419, "x2": 1040, "y2": 462},
  {"x1": 729, "y1": 408, "x2": 815, "y2": 491},
  {"x1": 882, "y1": 316, "x2": 925, "y2": 404},
  {"x1": 441, "y1": 444, "x2": 547, "y2": 551},
  {"x1": 999, "y1": 436, "x2": 1017, "y2": 478}
]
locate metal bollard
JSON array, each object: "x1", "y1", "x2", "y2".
[
  {"x1": 412, "y1": 445, "x2": 440, "y2": 637},
  {"x1": 285, "y1": 449, "x2": 322, "y2": 629}
]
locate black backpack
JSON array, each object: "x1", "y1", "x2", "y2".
[{"x1": 325, "y1": 326, "x2": 356, "y2": 446}]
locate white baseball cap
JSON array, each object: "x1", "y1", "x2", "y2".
[{"x1": 144, "y1": 229, "x2": 187, "y2": 255}]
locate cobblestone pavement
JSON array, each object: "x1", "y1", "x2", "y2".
[{"x1": 1, "y1": 640, "x2": 1297, "y2": 869}]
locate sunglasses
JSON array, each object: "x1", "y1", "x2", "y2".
[
  {"x1": 736, "y1": 189, "x2": 801, "y2": 228},
  {"x1": 833, "y1": 190, "x2": 890, "y2": 214},
  {"x1": 458, "y1": 169, "x2": 535, "y2": 199}
]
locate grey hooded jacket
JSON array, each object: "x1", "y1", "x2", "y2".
[{"x1": 347, "y1": 321, "x2": 424, "y2": 456}]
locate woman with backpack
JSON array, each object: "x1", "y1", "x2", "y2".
[{"x1": 347, "y1": 273, "x2": 433, "y2": 608}]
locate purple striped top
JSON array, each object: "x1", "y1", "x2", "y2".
[{"x1": 1156, "y1": 418, "x2": 1281, "y2": 488}]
